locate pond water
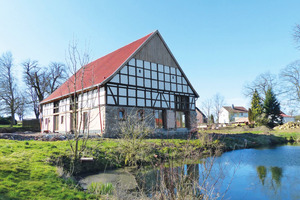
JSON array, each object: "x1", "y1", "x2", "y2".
[
  {"x1": 206, "y1": 144, "x2": 300, "y2": 200},
  {"x1": 79, "y1": 144, "x2": 300, "y2": 199}
]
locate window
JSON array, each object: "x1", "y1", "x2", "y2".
[
  {"x1": 53, "y1": 101, "x2": 59, "y2": 113},
  {"x1": 176, "y1": 111, "x2": 186, "y2": 128},
  {"x1": 61, "y1": 116, "x2": 64, "y2": 124},
  {"x1": 155, "y1": 110, "x2": 164, "y2": 128},
  {"x1": 175, "y1": 95, "x2": 189, "y2": 111},
  {"x1": 54, "y1": 115, "x2": 59, "y2": 131},
  {"x1": 119, "y1": 109, "x2": 125, "y2": 120},
  {"x1": 137, "y1": 110, "x2": 144, "y2": 121}
]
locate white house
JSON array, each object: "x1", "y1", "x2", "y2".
[
  {"x1": 40, "y1": 30, "x2": 199, "y2": 137},
  {"x1": 280, "y1": 113, "x2": 295, "y2": 123},
  {"x1": 218, "y1": 105, "x2": 248, "y2": 124}
]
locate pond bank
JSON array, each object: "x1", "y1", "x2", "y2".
[
  {"x1": 69, "y1": 132, "x2": 291, "y2": 176},
  {"x1": 0, "y1": 132, "x2": 298, "y2": 199}
]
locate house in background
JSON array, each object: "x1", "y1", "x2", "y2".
[
  {"x1": 280, "y1": 112, "x2": 295, "y2": 123},
  {"x1": 218, "y1": 105, "x2": 248, "y2": 124},
  {"x1": 40, "y1": 30, "x2": 199, "y2": 137},
  {"x1": 196, "y1": 107, "x2": 207, "y2": 124}
]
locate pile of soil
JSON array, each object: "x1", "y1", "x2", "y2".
[{"x1": 221, "y1": 125, "x2": 271, "y2": 133}]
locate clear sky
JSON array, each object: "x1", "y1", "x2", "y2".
[{"x1": 1, "y1": 0, "x2": 300, "y2": 114}]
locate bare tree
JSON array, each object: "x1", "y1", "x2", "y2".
[
  {"x1": 0, "y1": 52, "x2": 21, "y2": 127},
  {"x1": 294, "y1": 24, "x2": 300, "y2": 49},
  {"x1": 244, "y1": 72, "x2": 281, "y2": 99},
  {"x1": 201, "y1": 98, "x2": 213, "y2": 124},
  {"x1": 116, "y1": 109, "x2": 155, "y2": 166},
  {"x1": 23, "y1": 60, "x2": 47, "y2": 118},
  {"x1": 65, "y1": 40, "x2": 92, "y2": 162},
  {"x1": 280, "y1": 60, "x2": 300, "y2": 104},
  {"x1": 47, "y1": 62, "x2": 67, "y2": 94},
  {"x1": 212, "y1": 93, "x2": 225, "y2": 123},
  {"x1": 16, "y1": 95, "x2": 27, "y2": 121},
  {"x1": 23, "y1": 60, "x2": 67, "y2": 118}
]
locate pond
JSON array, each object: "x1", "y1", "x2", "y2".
[{"x1": 79, "y1": 144, "x2": 300, "y2": 199}]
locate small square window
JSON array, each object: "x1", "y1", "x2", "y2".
[
  {"x1": 119, "y1": 109, "x2": 125, "y2": 120},
  {"x1": 137, "y1": 110, "x2": 144, "y2": 121}
]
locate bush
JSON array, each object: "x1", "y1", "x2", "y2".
[
  {"x1": 87, "y1": 182, "x2": 114, "y2": 195},
  {"x1": 0, "y1": 116, "x2": 11, "y2": 125}
]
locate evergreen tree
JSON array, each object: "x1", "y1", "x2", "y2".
[
  {"x1": 263, "y1": 87, "x2": 282, "y2": 127},
  {"x1": 210, "y1": 114, "x2": 214, "y2": 124},
  {"x1": 250, "y1": 89, "x2": 263, "y2": 122},
  {"x1": 248, "y1": 108, "x2": 254, "y2": 124}
]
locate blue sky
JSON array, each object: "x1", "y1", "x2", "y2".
[{"x1": 1, "y1": 0, "x2": 300, "y2": 114}]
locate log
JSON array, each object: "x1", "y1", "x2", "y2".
[{"x1": 80, "y1": 157, "x2": 94, "y2": 162}]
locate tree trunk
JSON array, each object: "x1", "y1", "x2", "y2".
[{"x1": 10, "y1": 109, "x2": 14, "y2": 128}]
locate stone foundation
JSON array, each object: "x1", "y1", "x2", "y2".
[{"x1": 103, "y1": 105, "x2": 197, "y2": 138}]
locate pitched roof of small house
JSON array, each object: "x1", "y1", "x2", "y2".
[
  {"x1": 223, "y1": 106, "x2": 248, "y2": 113},
  {"x1": 41, "y1": 30, "x2": 199, "y2": 104},
  {"x1": 280, "y1": 112, "x2": 294, "y2": 118},
  {"x1": 196, "y1": 107, "x2": 207, "y2": 118}
]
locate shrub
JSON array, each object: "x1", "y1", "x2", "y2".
[
  {"x1": 0, "y1": 116, "x2": 11, "y2": 125},
  {"x1": 87, "y1": 182, "x2": 114, "y2": 195}
]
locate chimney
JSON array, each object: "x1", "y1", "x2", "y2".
[{"x1": 232, "y1": 104, "x2": 234, "y2": 109}]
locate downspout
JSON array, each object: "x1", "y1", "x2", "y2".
[
  {"x1": 39, "y1": 104, "x2": 43, "y2": 133},
  {"x1": 97, "y1": 86, "x2": 103, "y2": 135}
]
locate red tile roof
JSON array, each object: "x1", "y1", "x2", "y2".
[
  {"x1": 41, "y1": 32, "x2": 154, "y2": 104},
  {"x1": 280, "y1": 112, "x2": 293, "y2": 118}
]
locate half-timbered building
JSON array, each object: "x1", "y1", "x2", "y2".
[{"x1": 40, "y1": 30, "x2": 199, "y2": 137}]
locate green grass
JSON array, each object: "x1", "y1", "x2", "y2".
[
  {"x1": 0, "y1": 124, "x2": 22, "y2": 128},
  {"x1": 0, "y1": 131, "x2": 299, "y2": 200},
  {"x1": 0, "y1": 138, "x2": 217, "y2": 199},
  {"x1": 0, "y1": 140, "x2": 93, "y2": 200}
]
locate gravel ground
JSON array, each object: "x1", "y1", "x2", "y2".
[{"x1": 0, "y1": 132, "x2": 102, "y2": 141}]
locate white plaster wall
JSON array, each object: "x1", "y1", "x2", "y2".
[
  {"x1": 41, "y1": 87, "x2": 106, "y2": 134},
  {"x1": 283, "y1": 117, "x2": 295, "y2": 123},
  {"x1": 218, "y1": 108, "x2": 229, "y2": 124}
]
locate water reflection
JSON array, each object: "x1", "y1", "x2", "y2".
[
  {"x1": 136, "y1": 164, "x2": 202, "y2": 198},
  {"x1": 257, "y1": 166, "x2": 267, "y2": 185},
  {"x1": 270, "y1": 167, "x2": 283, "y2": 187},
  {"x1": 135, "y1": 160, "x2": 230, "y2": 199},
  {"x1": 80, "y1": 145, "x2": 300, "y2": 199},
  {"x1": 135, "y1": 145, "x2": 300, "y2": 200},
  {"x1": 256, "y1": 165, "x2": 283, "y2": 195}
]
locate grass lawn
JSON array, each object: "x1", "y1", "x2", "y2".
[
  {"x1": 0, "y1": 138, "x2": 215, "y2": 199},
  {"x1": 0, "y1": 139, "x2": 93, "y2": 200},
  {"x1": 0, "y1": 124, "x2": 22, "y2": 128},
  {"x1": 0, "y1": 130, "x2": 299, "y2": 200}
]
